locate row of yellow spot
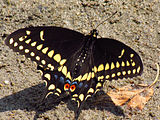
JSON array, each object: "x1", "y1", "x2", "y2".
[
  {"x1": 15, "y1": 30, "x2": 67, "y2": 71},
  {"x1": 94, "y1": 60, "x2": 136, "y2": 74},
  {"x1": 105, "y1": 66, "x2": 141, "y2": 80},
  {"x1": 73, "y1": 72, "x2": 95, "y2": 81}
]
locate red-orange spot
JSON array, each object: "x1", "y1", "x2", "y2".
[
  {"x1": 70, "y1": 84, "x2": 76, "y2": 92},
  {"x1": 64, "y1": 83, "x2": 70, "y2": 91}
]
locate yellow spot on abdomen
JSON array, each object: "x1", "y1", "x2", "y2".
[
  {"x1": 19, "y1": 37, "x2": 24, "y2": 42},
  {"x1": 14, "y1": 42, "x2": 18, "y2": 47}
]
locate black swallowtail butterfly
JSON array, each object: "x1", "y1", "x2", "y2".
[{"x1": 5, "y1": 26, "x2": 143, "y2": 119}]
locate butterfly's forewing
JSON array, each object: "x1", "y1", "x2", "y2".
[
  {"x1": 5, "y1": 26, "x2": 85, "y2": 70},
  {"x1": 93, "y1": 38, "x2": 143, "y2": 82}
]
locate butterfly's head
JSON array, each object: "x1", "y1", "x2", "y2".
[{"x1": 90, "y1": 29, "x2": 98, "y2": 38}]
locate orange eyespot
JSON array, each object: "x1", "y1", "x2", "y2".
[
  {"x1": 64, "y1": 83, "x2": 70, "y2": 91},
  {"x1": 70, "y1": 84, "x2": 76, "y2": 92}
]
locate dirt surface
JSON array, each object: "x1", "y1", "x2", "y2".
[{"x1": 0, "y1": 0, "x2": 160, "y2": 120}]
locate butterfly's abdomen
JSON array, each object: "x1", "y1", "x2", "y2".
[{"x1": 71, "y1": 37, "x2": 95, "y2": 78}]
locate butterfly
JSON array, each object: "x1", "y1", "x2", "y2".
[{"x1": 5, "y1": 26, "x2": 143, "y2": 119}]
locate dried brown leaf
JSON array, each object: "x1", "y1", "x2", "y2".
[
  {"x1": 107, "y1": 86, "x2": 144, "y2": 106},
  {"x1": 107, "y1": 63, "x2": 159, "y2": 110},
  {"x1": 127, "y1": 87, "x2": 154, "y2": 110}
]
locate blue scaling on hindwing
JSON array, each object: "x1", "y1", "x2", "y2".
[
  {"x1": 59, "y1": 76, "x2": 65, "y2": 84},
  {"x1": 65, "y1": 79, "x2": 71, "y2": 84},
  {"x1": 84, "y1": 84, "x2": 88, "y2": 88},
  {"x1": 78, "y1": 82, "x2": 83, "y2": 88},
  {"x1": 54, "y1": 74, "x2": 58, "y2": 79},
  {"x1": 71, "y1": 81, "x2": 78, "y2": 85}
]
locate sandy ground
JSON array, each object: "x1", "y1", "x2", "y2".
[{"x1": 0, "y1": 0, "x2": 160, "y2": 120}]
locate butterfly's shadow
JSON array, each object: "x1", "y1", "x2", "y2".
[
  {"x1": 0, "y1": 83, "x2": 56, "y2": 120},
  {"x1": 0, "y1": 84, "x2": 124, "y2": 120},
  {"x1": 66, "y1": 90, "x2": 125, "y2": 119}
]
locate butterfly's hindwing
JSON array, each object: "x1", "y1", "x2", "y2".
[
  {"x1": 71, "y1": 77, "x2": 102, "y2": 109},
  {"x1": 92, "y1": 38, "x2": 143, "y2": 82},
  {"x1": 42, "y1": 68, "x2": 66, "y2": 97}
]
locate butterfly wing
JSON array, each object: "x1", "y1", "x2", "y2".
[
  {"x1": 5, "y1": 26, "x2": 85, "y2": 70},
  {"x1": 5, "y1": 26, "x2": 86, "y2": 98},
  {"x1": 92, "y1": 38, "x2": 143, "y2": 82}
]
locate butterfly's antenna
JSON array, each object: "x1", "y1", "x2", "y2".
[
  {"x1": 95, "y1": 11, "x2": 118, "y2": 29},
  {"x1": 79, "y1": 0, "x2": 94, "y2": 29}
]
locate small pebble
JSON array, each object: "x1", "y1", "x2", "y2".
[{"x1": 4, "y1": 80, "x2": 10, "y2": 85}]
